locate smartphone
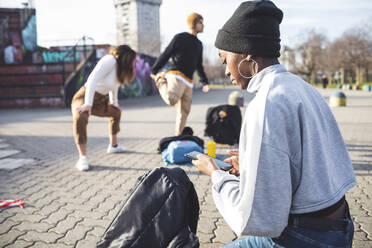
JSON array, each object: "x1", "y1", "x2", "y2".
[{"x1": 184, "y1": 151, "x2": 233, "y2": 171}]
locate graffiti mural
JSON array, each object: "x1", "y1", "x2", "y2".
[
  {"x1": 41, "y1": 51, "x2": 80, "y2": 63},
  {"x1": 119, "y1": 54, "x2": 158, "y2": 98},
  {"x1": 21, "y1": 15, "x2": 37, "y2": 52},
  {"x1": 0, "y1": 8, "x2": 36, "y2": 64},
  {"x1": 37, "y1": 44, "x2": 106, "y2": 64},
  {"x1": 64, "y1": 48, "x2": 159, "y2": 102}
]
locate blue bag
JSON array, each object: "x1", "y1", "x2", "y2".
[{"x1": 162, "y1": 140, "x2": 204, "y2": 165}]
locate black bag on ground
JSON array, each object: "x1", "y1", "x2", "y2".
[
  {"x1": 158, "y1": 127, "x2": 204, "y2": 153},
  {"x1": 204, "y1": 104, "x2": 242, "y2": 145},
  {"x1": 96, "y1": 167, "x2": 200, "y2": 248}
]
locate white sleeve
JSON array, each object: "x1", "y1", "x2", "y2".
[
  {"x1": 109, "y1": 85, "x2": 119, "y2": 107},
  {"x1": 84, "y1": 55, "x2": 116, "y2": 106},
  {"x1": 211, "y1": 143, "x2": 292, "y2": 237}
]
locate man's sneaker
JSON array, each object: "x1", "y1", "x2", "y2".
[
  {"x1": 75, "y1": 156, "x2": 89, "y2": 171},
  {"x1": 107, "y1": 145, "x2": 126, "y2": 154}
]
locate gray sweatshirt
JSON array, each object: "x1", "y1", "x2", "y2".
[{"x1": 211, "y1": 64, "x2": 356, "y2": 237}]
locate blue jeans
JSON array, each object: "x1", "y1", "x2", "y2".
[
  {"x1": 222, "y1": 236, "x2": 284, "y2": 248},
  {"x1": 223, "y1": 207, "x2": 354, "y2": 248}
]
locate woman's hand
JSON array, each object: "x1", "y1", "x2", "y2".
[
  {"x1": 150, "y1": 73, "x2": 157, "y2": 81},
  {"x1": 77, "y1": 105, "x2": 92, "y2": 116},
  {"x1": 202, "y1": 84, "x2": 210, "y2": 93},
  {"x1": 192, "y1": 154, "x2": 219, "y2": 177},
  {"x1": 224, "y1": 150, "x2": 240, "y2": 176}
]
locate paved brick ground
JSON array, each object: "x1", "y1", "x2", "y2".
[{"x1": 0, "y1": 87, "x2": 371, "y2": 247}]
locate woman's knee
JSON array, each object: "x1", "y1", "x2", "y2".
[{"x1": 74, "y1": 112, "x2": 89, "y2": 126}]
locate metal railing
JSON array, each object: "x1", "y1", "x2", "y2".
[
  {"x1": 61, "y1": 36, "x2": 97, "y2": 107},
  {"x1": 61, "y1": 36, "x2": 95, "y2": 84},
  {"x1": 16, "y1": 7, "x2": 35, "y2": 31},
  {"x1": 0, "y1": 17, "x2": 9, "y2": 62}
]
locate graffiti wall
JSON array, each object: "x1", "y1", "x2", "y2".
[
  {"x1": 41, "y1": 51, "x2": 79, "y2": 63},
  {"x1": 63, "y1": 49, "x2": 158, "y2": 100},
  {"x1": 30, "y1": 44, "x2": 109, "y2": 64},
  {"x1": 21, "y1": 14, "x2": 37, "y2": 51},
  {"x1": 0, "y1": 8, "x2": 37, "y2": 64},
  {"x1": 119, "y1": 54, "x2": 157, "y2": 98}
]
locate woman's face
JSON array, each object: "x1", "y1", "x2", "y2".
[{"x1": 218, "y1": 49, "x2": 254, "y2": 90}]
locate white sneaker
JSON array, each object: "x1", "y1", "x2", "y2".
[
  {"x1": 75, "y1": 156, "x2": 89, "y2": 171},
  {"x1": 107, "y1": 145, "x2": 126, "y2": 154}
]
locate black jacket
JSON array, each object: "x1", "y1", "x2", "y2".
[
  {"x1": 97, "y1": 167, "x2": 200, "y2": 248},
  {"x1": 151, "y1": 32, "x2": 208, "y2": 85},
  {"x1": 158, "y1": 134, "x2": 204, "y2": 153}
]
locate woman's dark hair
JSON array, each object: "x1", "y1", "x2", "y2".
[{"x1": 109, "y1": 45, "x2": 137, "y2": 86}]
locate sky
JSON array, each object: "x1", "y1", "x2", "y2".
[{"x1": 3, "y1": 0, "x2": 372, "y2": 61}]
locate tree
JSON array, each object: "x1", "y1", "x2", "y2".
[
  {"x1": 326, "y1": 26, "x2": 372, "y2": 85},
  {"x1": 292, "y1": 30, "x2": 328, "y2": 84}
]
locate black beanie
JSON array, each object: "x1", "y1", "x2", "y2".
[{"x1": 215, "y1": 0, "x2": 283, "y2": 57}]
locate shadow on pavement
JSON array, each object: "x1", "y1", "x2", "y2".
[
  {"x1": 108, "y1": 150, "x2": 158, "y2": 155},
  {"x1": 89, "y1": 164, "x2": 202, "y2": 176},
  {"x1": 89, "y1": 165, "x2": 151, "y2": 172},
  {"x1": 347, "y1": 143, "x2": 372, "y2": 152},
  {"x1": 352, "y1": 161, "x2": 372, "y2": 170}
]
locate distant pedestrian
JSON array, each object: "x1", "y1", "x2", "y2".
[
  {"x1": 322, "y1": 74, "x2": 329, "y2": 88},
  {"x1": 150, "y1": 13, "x2": 210, "y2": 136},
  {"x1": 4, "y1": 41, "x2": 17, "y2": 64},
  {"x1": 71, "y1": 45, "x2": 137, "y2": 171}
]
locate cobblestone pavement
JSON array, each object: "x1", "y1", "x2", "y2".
[{"x1": 0, "y1": 87, "x2": 371, "y2": 248}]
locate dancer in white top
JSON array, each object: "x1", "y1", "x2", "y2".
[{"x1": 71, "y1": 45, "x2": 137, "y2": 171}]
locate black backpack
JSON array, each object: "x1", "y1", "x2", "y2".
[
  {"x1": 204, "y1": 104, "x2": 242, "y2": 145},
  {"x1": 96, "y1": 167, "x2": 200, "y2": 248},
  {"x1": 158, "y1": 127, "x2": 204, "y2": 153}
]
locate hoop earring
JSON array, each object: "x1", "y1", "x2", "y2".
[{"x1": 238, "y1": 58, "x2": 258, "y2": 79}]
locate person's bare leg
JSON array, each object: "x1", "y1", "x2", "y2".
[
  {"x1": 110, "y1": 134, "x2": 118, "y2": 146},
  {"x1": 107, "y1": 133, "x2": 126, "y2": 153},
  {"x1": 106, "y1": 105, "x2": 125, "y2": 153},
  {"x1": 76, "y1": 143, "x2": 87, "y2": 156}
]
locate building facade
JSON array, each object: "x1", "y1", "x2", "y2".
[{"x1": 114, "y1": 0, "x2": 162, "y2": 57}]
